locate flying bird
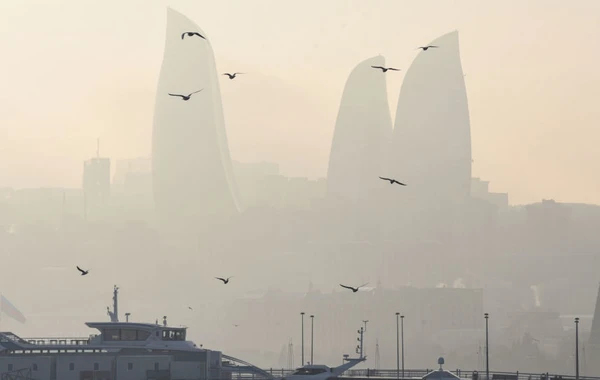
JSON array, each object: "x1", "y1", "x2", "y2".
[
  {"x1": 181, "y1": 31, "x2": 206, "y2": 40},
  {"x1": 339, "y1": 283, "x2": 369, "y2": 293},
  {"x1": 215, "y1": 277, "x2": 233, "y2": 284},
  {"x1": 233, "y1": 324, "x2": 239, "y2": 327},
  {"x1": 188, "y1": 306, "x2": 193, "y2": 311},
  {"x1": 371, "y1": 66, "x2": 400, "y2": 73},
  {"x1": 76, "y1": 266, "x2": 89, "y2": 276},
  {"x1": 379, "y1": 177, "x2": 407, "y2": 186},
  {"x1": 223, "y1": 72, "x2": 244, "y2": 80},
  {"x1": 418, "y1": 45, "x2": 439, "y2": 51},
  {"x1": 168, "y1": 89, "x2": 203, "y2": 101}
]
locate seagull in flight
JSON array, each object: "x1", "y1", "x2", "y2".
[
  {"x1": 233, "y1": 324, "x2": 239, "y2": 327},
  {"x1": 168, "y1": 89, "x2": 203, "y2": 101},
  {"x1": 188, "y1": 306, "x2": 193, "y2": 311},
  {"x1": 223, "y1": 72, "x2": 244, "y2": 80},
  {"x1": 379, "y1": 177, "x2": 407, "y2": 186},
  {"x1": 339, "y1": 283, "x2": 369, "y2": 293},
  {"x1": 181, "y1": 31, "x2": 206, "y2": 40},
  {"x1": 76, "y1": 266, "x2": 89, "y2": 276},
  {"x1": 371, "y1": 66, "x2": 400, "y2": 73},
  {"x1": 215, "y1": 276, "x2": 233, "y2": 284},
  {"x1": 418, "y1": 45, "x2": 438, "y2": 51}
]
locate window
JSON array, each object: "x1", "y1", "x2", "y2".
[
  {"x1": 128, "y1": 363, "x2": 133, "y2": 371},
  {"x1": 69, "y1": 363, "x2": 75, "y2": 371},
  {"x1": 103, "y1": 328, "x2": 120, "y2": 341},
  {"x1": 32, "y1": 364, "x2": 38, "y2": 371},
  {"x1": 94, "y1": 363, "x2": 99, "y2": 371},
  {"x1": 162, "y1": 329, "x2": 186, "y2": 341},
  {"x1": 137, "y1": 330, "x2": 151, "y2": 341},
  {"x1": 121, "y1": 329, "x2": 137, "y2": 341},
  {"x1": 154, "y1": 362, "x2": 159, "y2": 371}
]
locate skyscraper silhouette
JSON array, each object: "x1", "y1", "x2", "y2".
[
  {"x1": 152, "y1": 8, "x2": 241, "y2": 243},
  {"x1": 389, "y1": 31, "x2": 472, "y2": 204},
  {"x1": 327, "y1": 55, "x2": 393, "y2": 202}
]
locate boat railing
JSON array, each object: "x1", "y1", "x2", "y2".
[{"x1": 22, "y1": 336, "x2": 92, "y2": 346}]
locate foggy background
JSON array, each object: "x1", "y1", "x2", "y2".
[{"x1": 1, "y1": 0, "x2": 600, "y2": 376}]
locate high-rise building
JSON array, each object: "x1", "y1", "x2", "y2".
[
  {"x1": 82, "y1": 140, "x2": 110, "y2": 209},
  {"x1": 152, "y1": 8, "x2": 242, "y2": 240},
  {"x1": 326, "y1": 55, "x2": 393, "y2": 203},
  {"x1": 389, "y1": 31, "x2": 472, "y2": 204}
]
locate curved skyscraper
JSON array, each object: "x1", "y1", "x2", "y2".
[
  {"x1": 152, "y1": 8, "x2": 241, "y2": 240},
  {"x1": 389, "y1": 31, "x2": 471, "y2": 203},
  {"x1": 327, "y1": 55, "x2": 393, "y2": 203}
]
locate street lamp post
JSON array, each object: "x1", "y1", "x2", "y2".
[
  {"x1": 401, "y1": 315, "x2": 405, "y2": 378},
  {"x1": 575, "y1": 317, "x2": 580, "y2": 380},
  {"x1": 301, "y1": 312, "x2": 305, "y2": 366},
  {"x1": 310, "y1": 315, "x2": 314, "y2": 365},
  {"x1": 485, "y1": 313, "x2": 490, "y2": 380},
  {"x1": 395, "y1": 312, "x2": 400, "y2": 380}
]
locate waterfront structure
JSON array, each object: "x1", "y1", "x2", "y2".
[{"x1": 152, "y1": 8, "x2": 241, "y2": 240}]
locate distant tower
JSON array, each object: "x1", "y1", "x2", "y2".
[
  {"x1": 374, "y1": 339, "x2": 380, "y2": 370},
  {"x1": 389, "y1": 31, "x2": 471, "y2": 204},
  {"x1": 587, "y1": 283, "x2": 600, "y2": 373},
  {"x1": 82, "y1": 138, "x2": 110, "y2": 212},
  {"x1": 152, "y1": 8, "x2": 242, "y2": 245},
  {"x1": 287, "y1": 338, "x2": 295, "y2": 370}
]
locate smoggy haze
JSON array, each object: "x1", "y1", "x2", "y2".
[{"x1": 1, "y1": 0, "x2": 599, "y2": 205}]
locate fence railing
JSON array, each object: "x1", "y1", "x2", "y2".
[{"x1": 261, "y1": 368, "x2": 600, "y2": 380}]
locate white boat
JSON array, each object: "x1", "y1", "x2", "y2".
[
  {"x1": 0, "y1": 286, "x2": 269, "y2": 380},
  {"x1": 281, "y1": 328, "x2": 367, "y2": 380}
]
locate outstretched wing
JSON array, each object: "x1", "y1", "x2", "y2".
[
  {"x1": 428, "y1": 45, "x2": 439, "y2": 48},
  {"x1": 379, "y1": 176, "x2": 392, "y2": 181},
  {"x1": 181, "y1": 33, "x2": 186, "y2": 40},
  {"x1": 168, "y1": 93, "x2": 184, "y2": 98},
  {"x1": 223, "y1": 73, "x2": 232, "y2": 77},
  {"x1": 234, "y1": 72, "x2": 245, "y2": 75},
  {"x1": 340, "y1": 284, "x2": 355, "y2": 291},
  {"x1": 387, "y1": 68, "x2": 400, "y2": 71},
  {"x1": 215, "y1": 277, "x2": 226, "y2": 283},
  {"x1": 371, "y1": 66, "x2": 384, "y2": 70},
  {"x1": 193, "y1": 32, "x2": 206, "y2": 39},
  {"x1": 189, "y1": 89, "x2": 203, "y2": 96},
  {"x1": 76, "y1": 266, "x2": 85, "y2": 273},
  {"x1": 394, "y1": 181, "x2": 407, "y2": 186},
  {"x1": 358, "y1": 283, "x2": 369, "y2": 289}
]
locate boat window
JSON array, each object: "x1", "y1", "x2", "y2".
[
  {"x1": 103, "y1": 328, "x2": 120, "y2": 341},
  {"x1": 161, "y1": 329, "x2": 185, "y2": 341},
  {"x1": 121, "y1": 329, "x2": 137, "y2": 341},
  {"x1": 154, "y1": 362, "x2": 159, "y2": 371},
  {"x1": 32, "y1": 364, "x2": 38, "y2": 371},
  {"x1": 137, "y1": 330, "x2": 151, "y2": 341},
  {"x1": 292, "y1": 368, "x2": 328, "y2": 376}
]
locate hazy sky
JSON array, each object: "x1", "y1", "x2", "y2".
[{"x1": 1, "y1": 0, "x2": 599, "y2": 205}]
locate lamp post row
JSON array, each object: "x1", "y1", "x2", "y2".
[{"x1": 300, "y1": 311, "x2": 580, "y2": 380}]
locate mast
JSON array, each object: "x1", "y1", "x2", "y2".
[{"x1": 107, "y1": 285, "x2": 119, "y2": 322}]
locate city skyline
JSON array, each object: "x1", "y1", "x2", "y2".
[{"x1": 1, "y1": 1, "x2": 600, "y2": 205}]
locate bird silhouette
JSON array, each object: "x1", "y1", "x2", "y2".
[
  {"x1": 188, "y1": 306, "x2": 193, "y2": 311},
  {"x1": 371, "y1": 66, "x2": 400, "y2": 73},
  {"x1": 181, "y1": 31, "x2": 206, "y2": 40},
  {"x1": 379, "y1": 177, "x2": 407, "y2": 186},
  {"x1": 223, "y1": 72, "x2": 244, "y2": 80},
  {"x1": 168, "y1": 89, "x2": 203, "y2": 101},
  {"x1": 233, "y1": 324, "x2": 239, "y2": 327},
  {"x1": 76, "y1": 266, "x2": 89, "y2": 276},
  {"x1": 418, "y1": 45, "x2": 438, "y2": 51},
  {"x1": 340, "y1": 283, "x2": 369, "y2": 293},
  {"x1": 215, "y1": 277, "x2": 233, "y2": 284}
]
